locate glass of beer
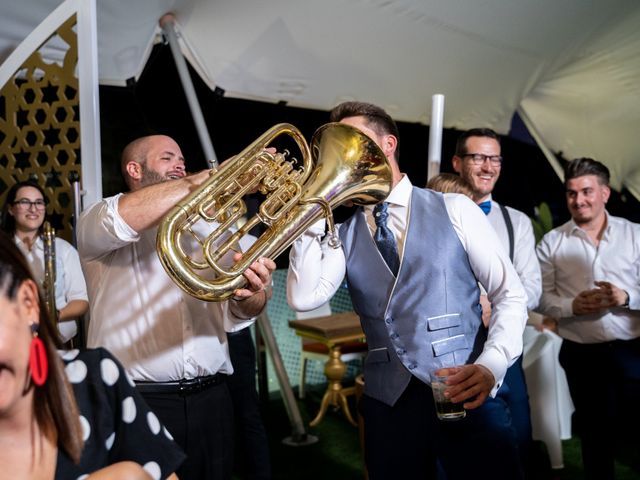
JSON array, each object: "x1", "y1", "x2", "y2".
[{"x1": 430, "y1": 367, "x2": 466, "y2": 421}]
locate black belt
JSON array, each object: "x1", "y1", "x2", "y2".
[{"x1": 135, "y1": 374, "x2": 226, "y2": 395}]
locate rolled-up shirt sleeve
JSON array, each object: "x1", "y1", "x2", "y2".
[
  {"x1": 223, "y1": 301, "x2": 256, "y2": 332},
  {"x1": 77, "y1": 194, "x2": 140, "y2": 261},
  {"x1": 444, "y1": 194, "x2": 528, "y2": 394}
]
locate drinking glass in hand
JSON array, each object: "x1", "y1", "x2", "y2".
[{"x1": 431, "y1": 367, "x2": 466, "y2": 421}]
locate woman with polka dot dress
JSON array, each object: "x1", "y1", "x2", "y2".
[{"x1": 0, "y1": 232, "x2": 185, "y2": 479}]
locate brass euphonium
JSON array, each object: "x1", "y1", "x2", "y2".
[
  {"x1": 157, "y1": 122, "x2": 392, "y2": 301},
  {"x1": 42, "y1": 221, "x2": 58, "y2": 324}
]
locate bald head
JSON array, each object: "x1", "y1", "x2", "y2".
[
  {"x1": 121, "y1": 136, "x2": 159, "y2": 187},
  {"x1": 121, "y1": 135, "x2": 185, "y2": 190}
]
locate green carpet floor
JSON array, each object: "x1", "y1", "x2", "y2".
[{"x1": 234, "y1": 385, "x2": 640, "y2": 480}]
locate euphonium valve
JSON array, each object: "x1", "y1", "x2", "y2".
[{"x1": 157, "y1": 122, "x2": 392, "y2": 301}]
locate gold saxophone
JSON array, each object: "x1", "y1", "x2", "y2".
[
  {"x1": 157, "y1": 122, "x2": 392, "y2": 301},
  {"x1": 42, "y1": 221, "x2": 57, "y2": 325}
]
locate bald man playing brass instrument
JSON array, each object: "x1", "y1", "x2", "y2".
[{"x1": 78, "y1": 135, "x2": 275, "y2": 480}]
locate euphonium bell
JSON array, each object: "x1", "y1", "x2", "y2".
[{"x1": 157, "y1": 122, "x2": 392, "y2": 301}]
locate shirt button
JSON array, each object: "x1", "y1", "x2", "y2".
[
  {"x1": 390, "y1": 333, "x2": 399, "y2": 339},
  {"x1": 396, "y1": 349, "x2": 406, "y2": 356},
  {"x1": 408, "y1": 363, "x2": 417, "y2": 370},
  {"x1": 385, "y1": 317, "x2": 394, "y2": 325}
]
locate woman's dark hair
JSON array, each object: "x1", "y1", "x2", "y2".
[
  {"x1": 0, "y1": 231, "x2": 83, "y2": 462},
  {"x1": 329, "y1": 101, "x2": 401, "y2": 161},
  {"x1": 1, "y1": 180, "x2": 48, "y2": 236}
]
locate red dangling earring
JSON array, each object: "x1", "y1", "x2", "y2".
[{"x1": 29, "y1": 324, "x2": 48, "y2": 386}]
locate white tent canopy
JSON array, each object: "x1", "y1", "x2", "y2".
[{"x1": 2, "y1": 0, "x2": 639, "y2": 198}]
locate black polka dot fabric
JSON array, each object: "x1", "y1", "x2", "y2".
[{"x1": 54, "y1": 348, "x2": 186, "y2": 479}]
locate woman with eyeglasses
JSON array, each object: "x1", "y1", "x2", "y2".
[
  {"x1": 0, "y1": 231, "x2": 184, "y2": 479},
  {"x1": 1, "y1": 180, "x2": 88, "y2": 344}
]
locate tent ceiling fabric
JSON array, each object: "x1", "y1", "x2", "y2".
[{"x1": 2, "y1": 0, "x2": 639, "y2": 197}]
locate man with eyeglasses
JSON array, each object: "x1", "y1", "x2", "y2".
[{"x1": 452, "y1": 128, "x2": 541, "y2": 476}]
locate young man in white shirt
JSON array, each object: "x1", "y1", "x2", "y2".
[
  {"x1": 288, "y1": 102, "x2": 528, "y2": 480},
  {"x1": 78, "y1": 135, "x2": 275, "y2": 480},
  {"x1": 537, "y1": 157, "x2": 640, "y2": 480}
]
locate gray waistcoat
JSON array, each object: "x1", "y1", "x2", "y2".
[{"x1": 340, "y1": 188, "x2": 486, "y2": 406}]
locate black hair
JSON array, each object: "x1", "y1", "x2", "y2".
[
  {"x1": 455, "y1": 128, "x2": 500, "y2": 156},
  {"x1": 564, "y1": 157, "x2": 610, "y2": 187},
  {"x1": 329, "y1": 101, "x2": 401, "y2": 161}
]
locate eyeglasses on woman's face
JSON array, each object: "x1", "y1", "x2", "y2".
[{"x1": 12, "y1": 199, "x2": 47, "y2": 210}]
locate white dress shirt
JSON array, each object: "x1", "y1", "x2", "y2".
[
  {"x1": 77, "y1": 194, "x2": 254, "y2": 382},
  {"x1": 486, "y1": 198, "x2": 542, "y2": 310},
  {"x1": 537, "y1": 212, "x2": 640, "y2": 343},
  {"x1": 288, "y1": 175, "x2": 527, "y2": 391},
  {"x1": 16, "y1": 235, "x2": 88, "y2": 342}
]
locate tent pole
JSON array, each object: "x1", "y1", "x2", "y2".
[
  {"x1": 77, "y1": 0, "x2": 102, "y2": 208},
  {"x1": 427, "y1": 94, "x2": 445, "y2": 181},
  {"x1": 257, "y1": 312, "x2": 318, "y2": 446},
  {"x1": 159, "y1": 13, "x2": 218, "y2": 168}
]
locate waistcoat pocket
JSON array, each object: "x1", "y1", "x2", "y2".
[
  {"x1": 366, "y1": 347, "x2": 390, "y2": 364},
  {"x1": 431, "y1": 334, "x2": 468, "y2": 357},
  {"x1": 426, "y1": 313, "x2": 461, "y2": 330}
]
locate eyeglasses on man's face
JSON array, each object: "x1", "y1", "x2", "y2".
[
  {"x1": 462, "y1": 153, "x2": 503, "y2": 166},
  {"x1": 13, "y1": 199, "x2": 47, "y2": 210}
]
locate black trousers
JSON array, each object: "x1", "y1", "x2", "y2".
[
  {"x1": 360, "y1": 375, "x2": 523, "y2": 480},
  {"x1": 228, "y1": 328, "x2": 271, "y2": 480},
  {"x1": 559, "y1": 337, "x2": 640, "y2": 480},
  {"x1": 141, "y1": 381, "x2": 234, "y2": 480}
]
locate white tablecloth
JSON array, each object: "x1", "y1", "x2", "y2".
[{"x1": 522, "y1": 325, "x2": 575, "y2": 469}]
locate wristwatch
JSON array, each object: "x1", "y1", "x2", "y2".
[{"x1": 622, "y1": 291, "x2": 630, "y2": 308}]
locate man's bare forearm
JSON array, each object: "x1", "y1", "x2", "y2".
[
  {"x1": 229, "y1": 288, "x2": 270, "y2": 319},
  {"x1": 118, "y1": 170, "x2": 210, "y2": 233}
]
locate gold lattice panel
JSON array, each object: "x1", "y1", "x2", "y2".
[{"x1": 0, "y1": 16, "x2": 80, "y2": 241}]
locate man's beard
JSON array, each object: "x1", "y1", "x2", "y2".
[{"x1": 139, "y1": 164, "x2": 170, "y2": 187}]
